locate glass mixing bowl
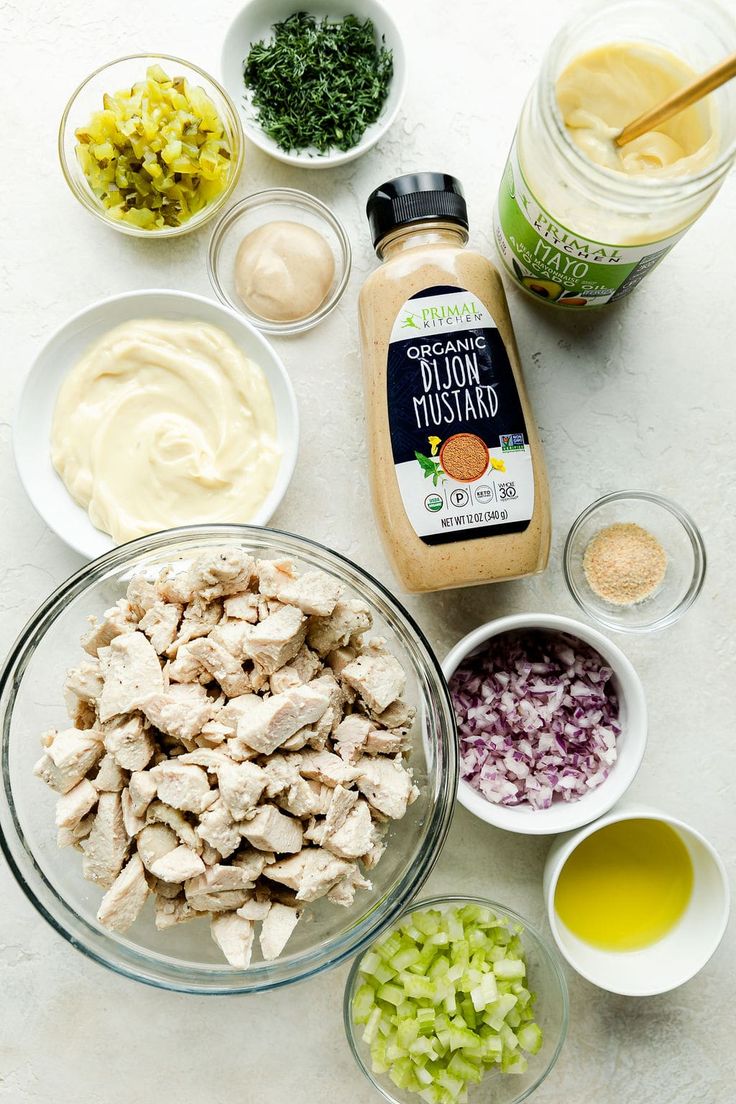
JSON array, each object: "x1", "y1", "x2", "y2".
[
  {"x1": 344, "y1": 895, "x2": 569, "y2": 1104},
  {"x1": 58, "y1": 55, "x2": 244, "y2": 238},
  {"x1": 0, "y1": 526, "x2": 457, "y2": 993}
]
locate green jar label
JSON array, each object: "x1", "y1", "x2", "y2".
[{"x1": 493, "y1": 139, "x2": 685, "y2": 307}]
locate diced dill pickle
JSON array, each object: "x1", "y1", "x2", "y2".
[{"x1": 74, "y1": 65, "x2": 233, "y2": 230}]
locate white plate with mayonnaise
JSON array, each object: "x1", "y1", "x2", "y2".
[{"x1": 14, "y1": 289, "x2": 299, "y2": 560}]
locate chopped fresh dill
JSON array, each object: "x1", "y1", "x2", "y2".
[{"x1": 243, "y1": 12, "x2": 394, "y2": 154}]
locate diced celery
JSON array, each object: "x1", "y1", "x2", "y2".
[
  {"x1": 377, "y1": 983, "x2": 405, "y2": 1007},
  {"x1": 517, "y1": 1022, "x2": 543, "y2": 1055},
  {"x1": 351, "y1": 983, "x2": 375, "y2": 1024},
  {"x1": 352, "y1": 905, "x2": 542, "y2": 1102},
  {"x1": 493, "y1": 958, "x2": 526, "y2": 981}
]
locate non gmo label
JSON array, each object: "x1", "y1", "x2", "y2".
[
  {"x1": 386, "y1": 286, "x2": 534, "y2": 545},
  {"x1": 493, "y1": 138, "x2": 685, "y2": 307}
]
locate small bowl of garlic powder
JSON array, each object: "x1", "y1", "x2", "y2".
[
  {"x1": 564, "y1": 491, "x2": 706, "y2": 633},
  {"x1": 207, "y1": 187, "x2": 351, "y2": 336}
]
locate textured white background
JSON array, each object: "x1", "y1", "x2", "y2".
[{"x1": 1, "y1": 1, "x2": 734, "y2": 1101}]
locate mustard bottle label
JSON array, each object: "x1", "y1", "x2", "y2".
[
  {"x1": 386, "y1": 286, "x2": 534, "y2": 545},
  {"x1": 494, "y1": 139, "x2": 686, "y2": 307}
]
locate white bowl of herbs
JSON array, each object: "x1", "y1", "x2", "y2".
[{"x1": 221, "y1": 0, "x2": 407, "y2": 167}]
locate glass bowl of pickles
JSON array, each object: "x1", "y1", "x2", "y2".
[{"x1": 58, "y1": 54, "x2": 244, "y2": 237}]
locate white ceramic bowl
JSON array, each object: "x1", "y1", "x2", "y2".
[
  {"x1": 14, "y1": 290, "x2": 299, "y2": 561},
  {"x1": 221, "y1": 0, "x2": 407, "y2": 168},
  {"x1": 543, "y1": 804, "x2": 730, "y2": 996},
  {"x1": 442, "y1": 614, "x2": 647, "y2": 835}
]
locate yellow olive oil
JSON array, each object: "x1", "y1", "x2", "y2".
[{"x1": 554, "y1": 818, "x2": 693, "y2": 952}]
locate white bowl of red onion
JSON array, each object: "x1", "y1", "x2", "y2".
[{"x1": 443, "y1": 614, "x2": 647, "y2": 835}]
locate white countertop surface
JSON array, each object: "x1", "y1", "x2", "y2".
[{"x1": 2, "y1": 1, "x2": 734, "y2": 1101}]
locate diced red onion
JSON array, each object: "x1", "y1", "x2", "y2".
[{"x1": 450, "y1": 631, "x2": 620, "y2": 810}]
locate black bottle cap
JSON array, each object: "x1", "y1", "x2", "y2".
[{"x1": 366, "y1": 173, "x2": 469, "y2": 251}]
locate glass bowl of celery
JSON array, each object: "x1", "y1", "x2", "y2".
[{"x1": 344, "y1": 895, "x2": 568, "y2": 1104}]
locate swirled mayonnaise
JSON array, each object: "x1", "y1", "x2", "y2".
[
  {"x1": 557, "y1": 43, "x2": 717, "y2": 177},
  {"x1": 51, "y1": 319, "x2": 281, "y2": 543}
]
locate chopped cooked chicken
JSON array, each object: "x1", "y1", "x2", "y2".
[
  {"x1": 237, "y1": 896, "x2": 272, "y2": 921},
  {"x1": 97, "y1": 632, "x2": 164, "y2": 721},
  {"x1": 231, "y1": 847, "x2": 273, "y2": 882},
  {"x1": 127, "y1": 770, "x2": 158, "y2": 816},
  {"x1": 34, "y1": 728, "x2": 104, "y2": 793},
  {"x1": 196, "y1": 720, "x2": 231, "y2": 747},
  {"x1": 55, "y1": 778, "x2": 98, "y2": 829},
  {"x1": 299, "y1": 750, "x2": 358, "y2": 789},
  {"x1": 57, "y1": 812, "x2": 96, "y2": 849},
  {"x1": 307, "y1": 599, "x2": 372, "y2": 656},
  {"x1": 265, "y1": 847, "x2": 353, "y2": 903},
  {"x1": 178, "y1": 748, "x2": 231, "y2": 772},
  {"x1": 149, "y1": 844, "x2": 205, "y2": 883},
  {"x1": 217, "y1": 760, "x2": 267, "y2": 820},
  {"x1": 186, "y1": 637, "x2": 250, "y2": 698},
  {"x1": 166, "y1": 643, "x2": 210, "y2": 685},
  {"x1": 230, "y1": 683, "x2": 330, "y2": 757},
  {"x1": 269, "y1": 645, "x2": 322, "y2": 694},
  {"x1": 223, "y1": 592, "x2": 260, "y2": 622},
  {"x1": 121, "y1": 787, "x2": 147, "y2": 837},
  {"x1": 145, "y1": 800, "x2": 200, "y2": 850},
  {"x1": 355, "y1": 756, "x2": 416, "y2": 819},
  {"x1": 373, "y1": 699, "x2": 416, "y2": 729},
  {"x1": 211, "y1": 911, "x2": 255, "y2": 968},
  {"x1": 326, "y1": 645, "x2": 358, "y2": 678},
  {"x1": 155, "y1": 893, "x2": 197, "y2": 930},
  {"x1": 323, "y1": 784, "x2": 359, "y2": 837},
  {"x1": 138, "y1": 601, "x2": 182, "y2": 655},
  {"x1": 185, "y1": 864, "x2": 254, "y2": 911},
  {"x1": 96, "y1": 853, "x2": 149, "y2": 932},
  {"x1": 81, "y1": 600, "x2": 138, "y2": 656},
  {"x1": 196, "y1": 797, "x2": 242, "y2": 858},
  {"x1": 207, "y1": 618, "x2": 253, "y2": 661},
  {"x1": 35, "y1": 547, "x2": 415, "y2": 967},
  {"x1": 80, "y1": 792, "x2": 129, "y2": 888},
  {"x1": 262, "y1": 754, "x2": 303, "y2": 798},
  {"x1": 240, "y1": 604, "x2": 306, "y2": 675},
  {"x1": 327, "y1": 865, "x2": 372, "y2": 908},
  {"x1": 364, "y1": 729, "x2": 406, "y2": 756},
  {"x1": 257, "y1": 560, "x2": 343, "y2": 617},
  {"x1": 259, "y1": 903, "x2": 301, "y2": 960},
  {"x1": 362, "y1": 836, "x2": 387, "y2": 870},
  {"x1": 126, "y1": 576, "x2": 158, "y2": 617},
  {"x1": 277, "y1": 777, "x2": 331, "y2": 818},
  {"x1": 333, "y1": 714, "x2": 374, "y2": 763},
  {"x1": 137, "y1": 823, "x2": 178, "y2": 872},
  {"x1": 142, "y1": 682, "x2": 215, "y2": 743},
  {"x1": 150, "y1": 761, "x2": 215, "y2": 814},
  {"x1": 93, "y1": 753, "x2": 128, "y2": 792},
  {"x1": 322, "y1": 799, "x2": 375, "y2": 860},
  {"x1": 63, "y1": 658, "x2": 103, "y2": 719},
  {"x1": 102, "y1": 714, "x2": 155, "y2": 772},
  {"x1": 161, "y1": 549, "x2": 255, "y2": 605},
  {"x1": 241, "y1": 805, "x2": 303, "y2": 854},
  {"x1": 341, "y1": 653, "x2": 406, "y2": 713}
]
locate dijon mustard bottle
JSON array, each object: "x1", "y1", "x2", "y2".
[{"x1": 358, "y1": 173, "x2": 551, "y2": 593}]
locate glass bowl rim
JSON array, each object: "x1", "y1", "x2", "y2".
[
  {"x1": 206, "y1": 188, "x2": 353, "y2": 335},
  {"x1": 0, "y1": 523, "x2": 457, "y2": 994},
  {"x1": 57, "y1": 52, "x2": 245, "y2": 239},
  {"x1": 343, "y1": 892, "x2": 570, "y2": 1104},
  {"x1": 563, "y1": 490, "x2": 707, "y2": 634}
]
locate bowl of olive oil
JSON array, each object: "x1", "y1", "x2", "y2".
[{"x1": 544, "y1": 806, "x2": 729, "y2": 995}]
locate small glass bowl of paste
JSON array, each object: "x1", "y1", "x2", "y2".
[
  {"x1": 564, "y1": 491, "x2": 706, "y2": 633},
  {"x1": 207, "y1": 188, "x2": 351, "y2": 335}
]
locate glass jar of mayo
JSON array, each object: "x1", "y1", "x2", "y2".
[{"x1": 494, "y1": 0, "x2": 736, "y2": 308}]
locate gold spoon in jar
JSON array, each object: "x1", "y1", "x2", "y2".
[{"x1": 615, "y1": 52, "x2": 736, "y2": 148}]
